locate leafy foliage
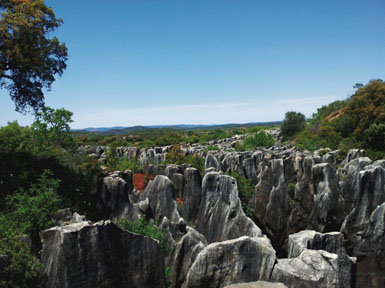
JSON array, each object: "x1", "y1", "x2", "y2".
[
  {"x1": 229, "y1": 172, "x2": 255, "y2": 220},
  {"x1": 165, "y1": 145, "x2": 205, "y2": 174},
  {"x1": 242, "y1": 130, "x2": 274, "y2": 150},
  {"x1": 6, "y1": 170, "x2": 61, "y2": 248},
  {"x1": 116, "y1": 217, "x2": 169, "y2": 253},
  {"x1": 0, "y1": 0, "x2": 68, "y2": 113},
  {"x1": 0, "y1": 215, "x2": 42, "y2": 288},
  {"x1": 280, "y1": 111, "x2": 306, "y2": 139},
  {"x1": 31, "y1": 106, "x2": 74, "y2": 147}
]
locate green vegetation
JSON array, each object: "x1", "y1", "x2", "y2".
[
  {"x1": 280, "y1": 111, "x2": 306, "y2": 140},
  {"x1": 115, "y1": 217, "x2": 170, "y2": 253},
  {"x1": 229, "y1": 172, "x2": 255, "y2": 220},
  {"x1": 165, "y1": 145, "x2": 205, "y2": 174},
  {"x1": 287, "y1": 183, "x2": 296, "y2": 199},
  {"x1": 283, "y1": 80, "x2": 385, "y2": 160}
]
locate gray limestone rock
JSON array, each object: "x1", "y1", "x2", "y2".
[
  {"x1": 143, "y1": 175, "x2": 182, "y2": 224},
  {"x1": 308, "y1": 163, "x2": 344, "y2": 232},
  {"x1": 271, "y1": 249, "x2": 340, "y2": 288},
  {"x1": 196, "y1": 172, "x2": 262, "y2": 243},
  {"x1": 287, "y1": 230, "x2": 356, "y2": 288},
  {"x1": 353, "y1": 202, "x2": 385, "y2": 287},
  {"x1": 205, "y1": 154, "x2": 220, "y2": 170},
  {"x1": 169, "y1": 226, "x2": 207, "y2": 288},
  {"x1": 182, "y1": 168, "x2": 202, "y2": 222},
  {"x1": 341, "y1": 162, "x2": 385, "y2": 237},
  {"x1": 96, "y1": 172, "x2": 130, "y2": 218},
  {"x1": 183, "y1": 236, "x2": 276, "y2": 288},
  {"x1": 40, "y1": 220, "x2": 166, "y2": 288}
]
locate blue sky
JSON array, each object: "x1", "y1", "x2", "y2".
[{"x1": 1, "y1": 0, "x2": 384, "y2": 128}]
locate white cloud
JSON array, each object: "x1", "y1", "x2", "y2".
[{"x1": 71, "y1": 95, "x2": 339, "y2": 128}]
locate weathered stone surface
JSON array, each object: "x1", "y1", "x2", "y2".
[
  {"x1": 353, "y1": 202, "x2": 385, "y2": 288},
  {"x1": 196, "y1": 172, "x2": 262, "y2": 243},
  {"x1": 96, "y1": 172, "x2": 130, "y2": 218},
  {"x1": 169, "y1": 226, "x2": 207, "y2": 288},
  {"x1": 287, "y1": 230, "x2": 356, "y2": 288},
  {"x1": 182, "y1": 168, "x2": 202, "y2": 222},
  {"x1": 339, "y1": 157, "x2": 372, "y2": 216},
  {"x1": 271, "y1": 249, "x2": 340, "y2": 288},
  {"x1": 205, "y1": 154, "x2": 220, "y2": 170},
  {"x1": 143, "y1": 175, "x2": 181, "y2": 224},
  {"x1": 183, "y1": 236, "x2": 276, "y2": 288},
  {"x1": 341, "y1": 162, "x2": 385, "y2": 237},
  {"x1": 308, "y1": 163, "x2": 344, "y2": 232},
  {"x1": 251, "y1": 159, "x2": 290, "y2": 246},
  {"x1": 40, "y1": 220, "x2": 166, "y2": 288},
  {"x1": 224, "y1": 281, "x2": 287, "y2": 288}
]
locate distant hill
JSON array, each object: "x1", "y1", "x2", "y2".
[{"x1": 73, "y1": 121, "x2": 282, "y2": 135}]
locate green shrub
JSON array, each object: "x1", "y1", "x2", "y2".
[
  {"x1": 287, "y1": 183, "x2": 296, "y2": 199},
  {"x1": 6, "y1": 170, "x2": 61, "y2": 249},
  {"x1": 243, "y1": 130, "x2": 275, "y2": 149},
  {"x1": 364, "y1": 123, "x2": 385, "y2": 150},
  {"x1": 116, "y1": 217, "x2": 169, "y2": 253},
  {"x1": 0, "y1": 215, "x2": 42, "y2": 288},
  {"x1": 203, "y1": 145, "x2": 220, "y2": 153},
  {"x1": 229, "y1": 172, "x2": 255, "y2": 220},
  {"x1": 280, "y1": 111, "x2": 306, "y2": 139}
]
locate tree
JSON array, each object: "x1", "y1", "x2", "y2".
[
  {"x1": 0, "y1": 0, "x2": 68, "y2": 113},
  {"x1": 280, "y1": 111, "x2": 306, "y2": 139},
  {"x1": 31, "y1": 106, "x2": 73, "y2": 146}
]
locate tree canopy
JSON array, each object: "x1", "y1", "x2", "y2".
[
  {"x1": 0, "y1": 0, "x2": 67, "y2": 113},
  {"x1": 280, "y1": 111, "x2": 306, "y2": 139}
]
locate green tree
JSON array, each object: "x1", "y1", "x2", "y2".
[
  {"x1": 280, "y1": 111, "x2": 306, "y2": 139},
  {"x1": 0, "y1": 0, "x2": 68, "y2": 113},
  {"x1": 31, "y1": 106, "x2": 73, "y2": 146}
]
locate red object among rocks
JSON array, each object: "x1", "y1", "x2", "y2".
[{"x1": 133, "y1": 173, "x2": 154, "y2": 192}]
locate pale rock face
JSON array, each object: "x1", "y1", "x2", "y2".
[
  {"x1": 183, "y1": 236, "x2": 276, "y2": 288},
  {"x1": 182, "y1": 167, "x2": 202, "y2": 222},
  {"x1": 39, "y1": 219, "x2": 166, "y2": 288},
  {"x1": 196, "y1": 172, "x2": 262, "y2": 243},
  {"x1": 353, "y1": 202, "x2": 385, "y2": 287},
  {"x1": 271, "y1": 249, "x2": 340, "y2": 288},
  {"x1": 341, "y1": 162, "x2": 385, "y2": 237},
  {"x1": 287, "y1": 230, "x2": 356, "y2": 288},
  {"x1": 308, "y1": 163, "x2": 344, "y2": 232},
  {"x1": 168, "y1": 226, "x2": 207, "y2": 288},
  {"x1": 143, "y1": 175, "x2": 182, "y2": 224}
]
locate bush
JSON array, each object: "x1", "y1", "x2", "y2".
[
  {"x1": 364, "y1": 123, "x2": 385, "y2": 150},
  {"x1": 116, "y1": 217, "x2": 169, "y2": 253},
  {"x1": 280, "y1": 111, "x2": 306, "y2": 139},
  {"x1": 243, "y1": 130, "x2": 275, "y2": 149},
  {"x1": 6, "y1": 170, "x2": 61, "y2": 249},
  {"x1": 0, "y1": 215, "x2": 42, "y2": 288},
  {"x1": 229, "y1": 172, "x2": 255, "y2": 220}
]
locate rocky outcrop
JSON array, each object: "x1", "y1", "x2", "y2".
[
  {"x1": 341, "y1": 161, "x2": 385, "y2": 238},
  {"x1": 251, "y1": 159, "x2": 290, "y2": 247},
  {"x1": 287, "y1": 230, "x2": 356, "y2": 288},
  {"x1": 183, "y1": 236, "x2": 276, "y2": 288},
  {"x1": 96, "y1": 171, "x2": 131, "y2": 218},
  {"x1": 196, "y1": 172, "x2": 262, "y2": 243},
  {"x1": 182, "y1": 168, "x2": 202, "y2": 222},
  {"x1": 40, "y1": 217, "x2": 166, "y2": 288},
  {"x1": 143, "y1": 175, "x2": 182, "y2": 224},
  {"x1": 271, "y1": 249, "x2": 341, "y2": 288},
  {"x1": 169, "y1": 226, "x2": 207, "y2": 288},
  {"x1": 353, "y1": 202, "x2": 385, "y2": 287},
  {"x1": 308, "y1": 163, "x2": 344, "y2": 232}
]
